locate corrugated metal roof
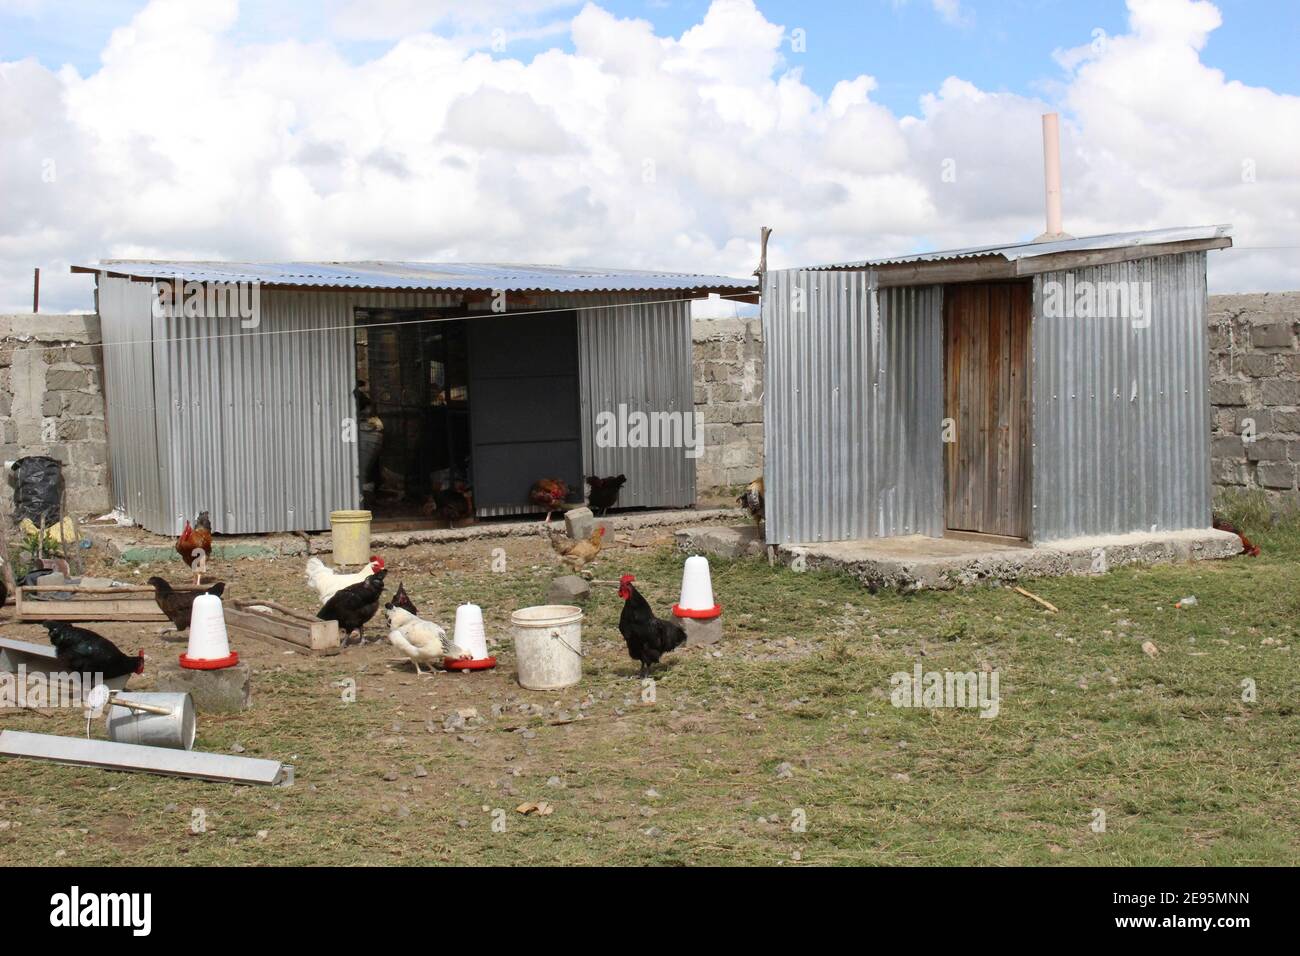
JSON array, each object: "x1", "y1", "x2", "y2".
[
  {"x1": 78, "y1": 259, "x2": 758, "y2": 293},
  {"x1": 807, "y1": 224, "x2": 1232, "y2": 270}
]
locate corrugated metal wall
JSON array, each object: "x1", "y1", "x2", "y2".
[
  {"x1": 98, "y1": 277, "x2": 171, "y2": 531},
  {"x1": 761, "y1": 269, "x2": 943, "y2": 544},
  {"x1": 99, "y1": 283, "x2": 696, "y2": 533},
  {"x1": 1030, "y1": 252, "x2": 1211, "y2": 541},
  {"x1": 161, "y1": 289, "x2": 368, "y2": 534},
  {"x1": 576, "y1": 294, "x2": 697, "y2": 509}
]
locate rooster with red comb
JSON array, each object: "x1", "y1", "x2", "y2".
[{"x1": 617, "y1": 574, "x2": 688, "y2": 679}]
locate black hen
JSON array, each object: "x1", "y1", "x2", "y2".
[
  {"x1": 148, "y1": 577, "x2": 226, "y2": 631},
  {"x1": 617, "y1": 574, "x2": 687, "y2": 679},
  {"x1": 317, "y1": 570, "x2": 386, "y2": 644},
  {"x1": 385, "y1": 582, "x2": 417, "y2": 614},
  {"x1": 44, "y1": 622, "x2": 144, "y2": 680},
  {"x1": 585, "y1": 475, "x2": 627, "y2": 515}
]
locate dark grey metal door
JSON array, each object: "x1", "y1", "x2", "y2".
[{"x1": 468, "y1": 312, "x2": 583, "y2": 513}]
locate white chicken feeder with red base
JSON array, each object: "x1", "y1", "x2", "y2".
[
  {"x1": 672, "y1": 556, "x2": 723, "y2": 646},
  {"x1": 180, "y1": 594, "x2": 239, "y2": 670},
  {"x1": 444, "y1": 603, "x2": 496, "y2": 672}
]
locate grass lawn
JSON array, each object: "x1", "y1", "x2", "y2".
[{"x1": 0, "y1": 515, "x2": 1296, "y2": 866}]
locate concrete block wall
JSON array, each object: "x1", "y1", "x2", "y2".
[
  {"x1": 0, "y1": 313, "x2": 110, "y2": 517},
  {"x1": 693, "y1": 318, "x2": 763, "y2": 493},
  {"x1": 1208, "y1": 292, "x2": 1300, "y2": 504}
]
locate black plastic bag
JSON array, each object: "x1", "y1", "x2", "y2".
[{"x1": 12, "y1": 455, "x2": 63, "y2": 526}]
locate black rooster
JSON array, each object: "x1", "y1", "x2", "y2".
[
  {"x1": 317, "y1": 570, "x2": 386, "y2": 644},
  {"x1": 385, "y1": 582, "x2": 417, "y2": 614},
  {"x1": 147, "y1": 577, "x2": 226, "y2": 631},
  {"x1": 617, "y1": 574, "x2": 687, "y2": 679},
  {"x1": 586, "y1": 475, "x2": 627, "y2": 515},
  {"x1": 44, "y1": 622, "x2": 144, "y2": 680}
]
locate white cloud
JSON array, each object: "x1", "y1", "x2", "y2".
[
  {"x1": 1, "y1": 0, "x2": 1297, "y2": 311},
  {"x1": 930, "y1": 0, "x2": 970, "y2": 28},
  {"x1": 328, "y1": 0, "x2": 581, "y2": 40}
]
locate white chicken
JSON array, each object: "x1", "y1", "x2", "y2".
[
  {"x1": 385, "y1": 606, "x2": 470, "y2": 675},
  {"x1": 305, "y1": 555, "x2": 385, "y2": 604}
]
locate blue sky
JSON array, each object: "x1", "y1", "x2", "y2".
[
  {"x1": 3, "y1": 0, "x2": 1296, "y2": 113},
  {"x1": 3, "y1": 0, "x2": 1298, "y2": 309}
]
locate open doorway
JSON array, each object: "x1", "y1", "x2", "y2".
[
  {"x1": 354, "y1": 309, "x2": 473, "y2": 524},
  {"x1": 353, "y1": 307, "x2": 585, "y2": 526},
  {"x1": 943, "y1": 282, "x2": 1032, "y2": 541}
]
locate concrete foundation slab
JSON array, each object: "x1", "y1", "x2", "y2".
[
  {"x1": 675, "y1": 524, "x2": 766, "y2": 559},
  {"x1": 88, "y1": 508, "x2": 744, "y2": 561},
  {"x1": 672, "y1": 527, "x2": 1242, "y2": 591}
]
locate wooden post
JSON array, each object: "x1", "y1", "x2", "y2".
[
  {"x1": 0, "y1": 506, "x2": 18, "y2": 604},
  {"x1": 32, "y1": 268, "x2": 40, "y2": 313},
  {"x1": 753, "y1": 226, "x2": 772, "y2": 280}
]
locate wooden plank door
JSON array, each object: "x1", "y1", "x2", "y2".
[{"x1": 944, "y1": 282, "x2": 1031, "y2": 538}]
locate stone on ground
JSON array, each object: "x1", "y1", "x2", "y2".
[{"x1": 548, "y1": 575, "x2": 591, "y2": 606}]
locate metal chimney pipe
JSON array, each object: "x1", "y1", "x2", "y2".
[{"x1": 1036, "y1": 113, "x2": 1070, "y2": 241}]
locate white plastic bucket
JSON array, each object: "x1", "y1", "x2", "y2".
[
  {"x1": 512, "y1": 605, "x2": 583, "y2": 691},
  {"x1": 106, "y1": 693, "x2": 196, "y2": 750},
  {"x1": 330, "y1": 509, "x2": 372, "y2": 566}
]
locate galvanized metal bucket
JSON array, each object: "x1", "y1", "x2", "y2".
[{"x1": 106, "y1": 693, "x2": 196, "y2": 751}]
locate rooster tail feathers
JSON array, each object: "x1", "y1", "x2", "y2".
[
  {"x1": 667, "y1": 620, "x2": 688, "y2": 651},
  {"x1": 208, "y1": 582, "x2": 226, "y2": 598}
]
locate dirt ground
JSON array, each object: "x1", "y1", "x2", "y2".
[{"x1": 0, "y1": 517, "x2": 1296, "y2": 866}]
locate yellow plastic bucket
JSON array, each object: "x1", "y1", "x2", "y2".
[{"x1": 330, "y1": 509, "x2": 373, "y2": 566}]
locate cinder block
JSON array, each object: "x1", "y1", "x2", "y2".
[
  {"x1": 155, "y1": 660, "x2": 252, "y2": 713},
  {"x1": 676, "y1": 614, "x2": 723, "y2": 647},
  {"x1": 1242, "y1": 353, "x2": 1277, "y2": 377},
  {"x1": 1209, "y1": 381, "x2": 1247, "y2": 406},
  {"x1": 62, "y1": 391, "x2": 103, "y2": 415},
  {"x1": 1246, "y1": 438, "x2": 1289, "y2": 462},
  {"x1": 44, "y1": 367, "x2": 89, "y2": 390},
  {"x1": 1272, "y1": 409, "x2": 1299, "y2": 433},
  {"x1": 1250, "y1": 323, "x2": 1296, "y2": 348},
  {"x1": 1211, "y1": 435, "x2": 1244, "y2": 458},
  {"x1": 1262, "y1": 380, "x2": 1300, "y2": 406},
  {"x1": 564, "y1": 506, "x2": 594, "y2": 540},
  {"x1": 1256, "y1": 462, "x2": 1297, "y2": 491}
]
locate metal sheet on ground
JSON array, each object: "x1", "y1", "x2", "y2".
[{"x1": 0, "y1": 730, "x2": 288, "y2": 785}]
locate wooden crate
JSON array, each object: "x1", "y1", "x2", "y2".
[
  {"x1": 14, "y1": 584, "x2": 169, "y2": 623},
  {"x1": 225, "y1": 600, "x2": 341, "y2": 657}
]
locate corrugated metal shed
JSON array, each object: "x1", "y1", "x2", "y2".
[
  {"x1": 1030, "y1": 253, "x2": 1211, "y2": 541},
  {"x1": 77, "y1": 260, "x2": 758, "y2": 294},
  {"x1": 760, "y1": 227, "x2": 1225, "y2": 547},
  {"x1": 761, "y1": 269, "x2": 943, "y2": 545},
  {"x1": 94, "y1": 274, "x2": 716, "y2": 535},
  {"x1": 805, "y1": 224, "x2": 1231, "y2": 270}
]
